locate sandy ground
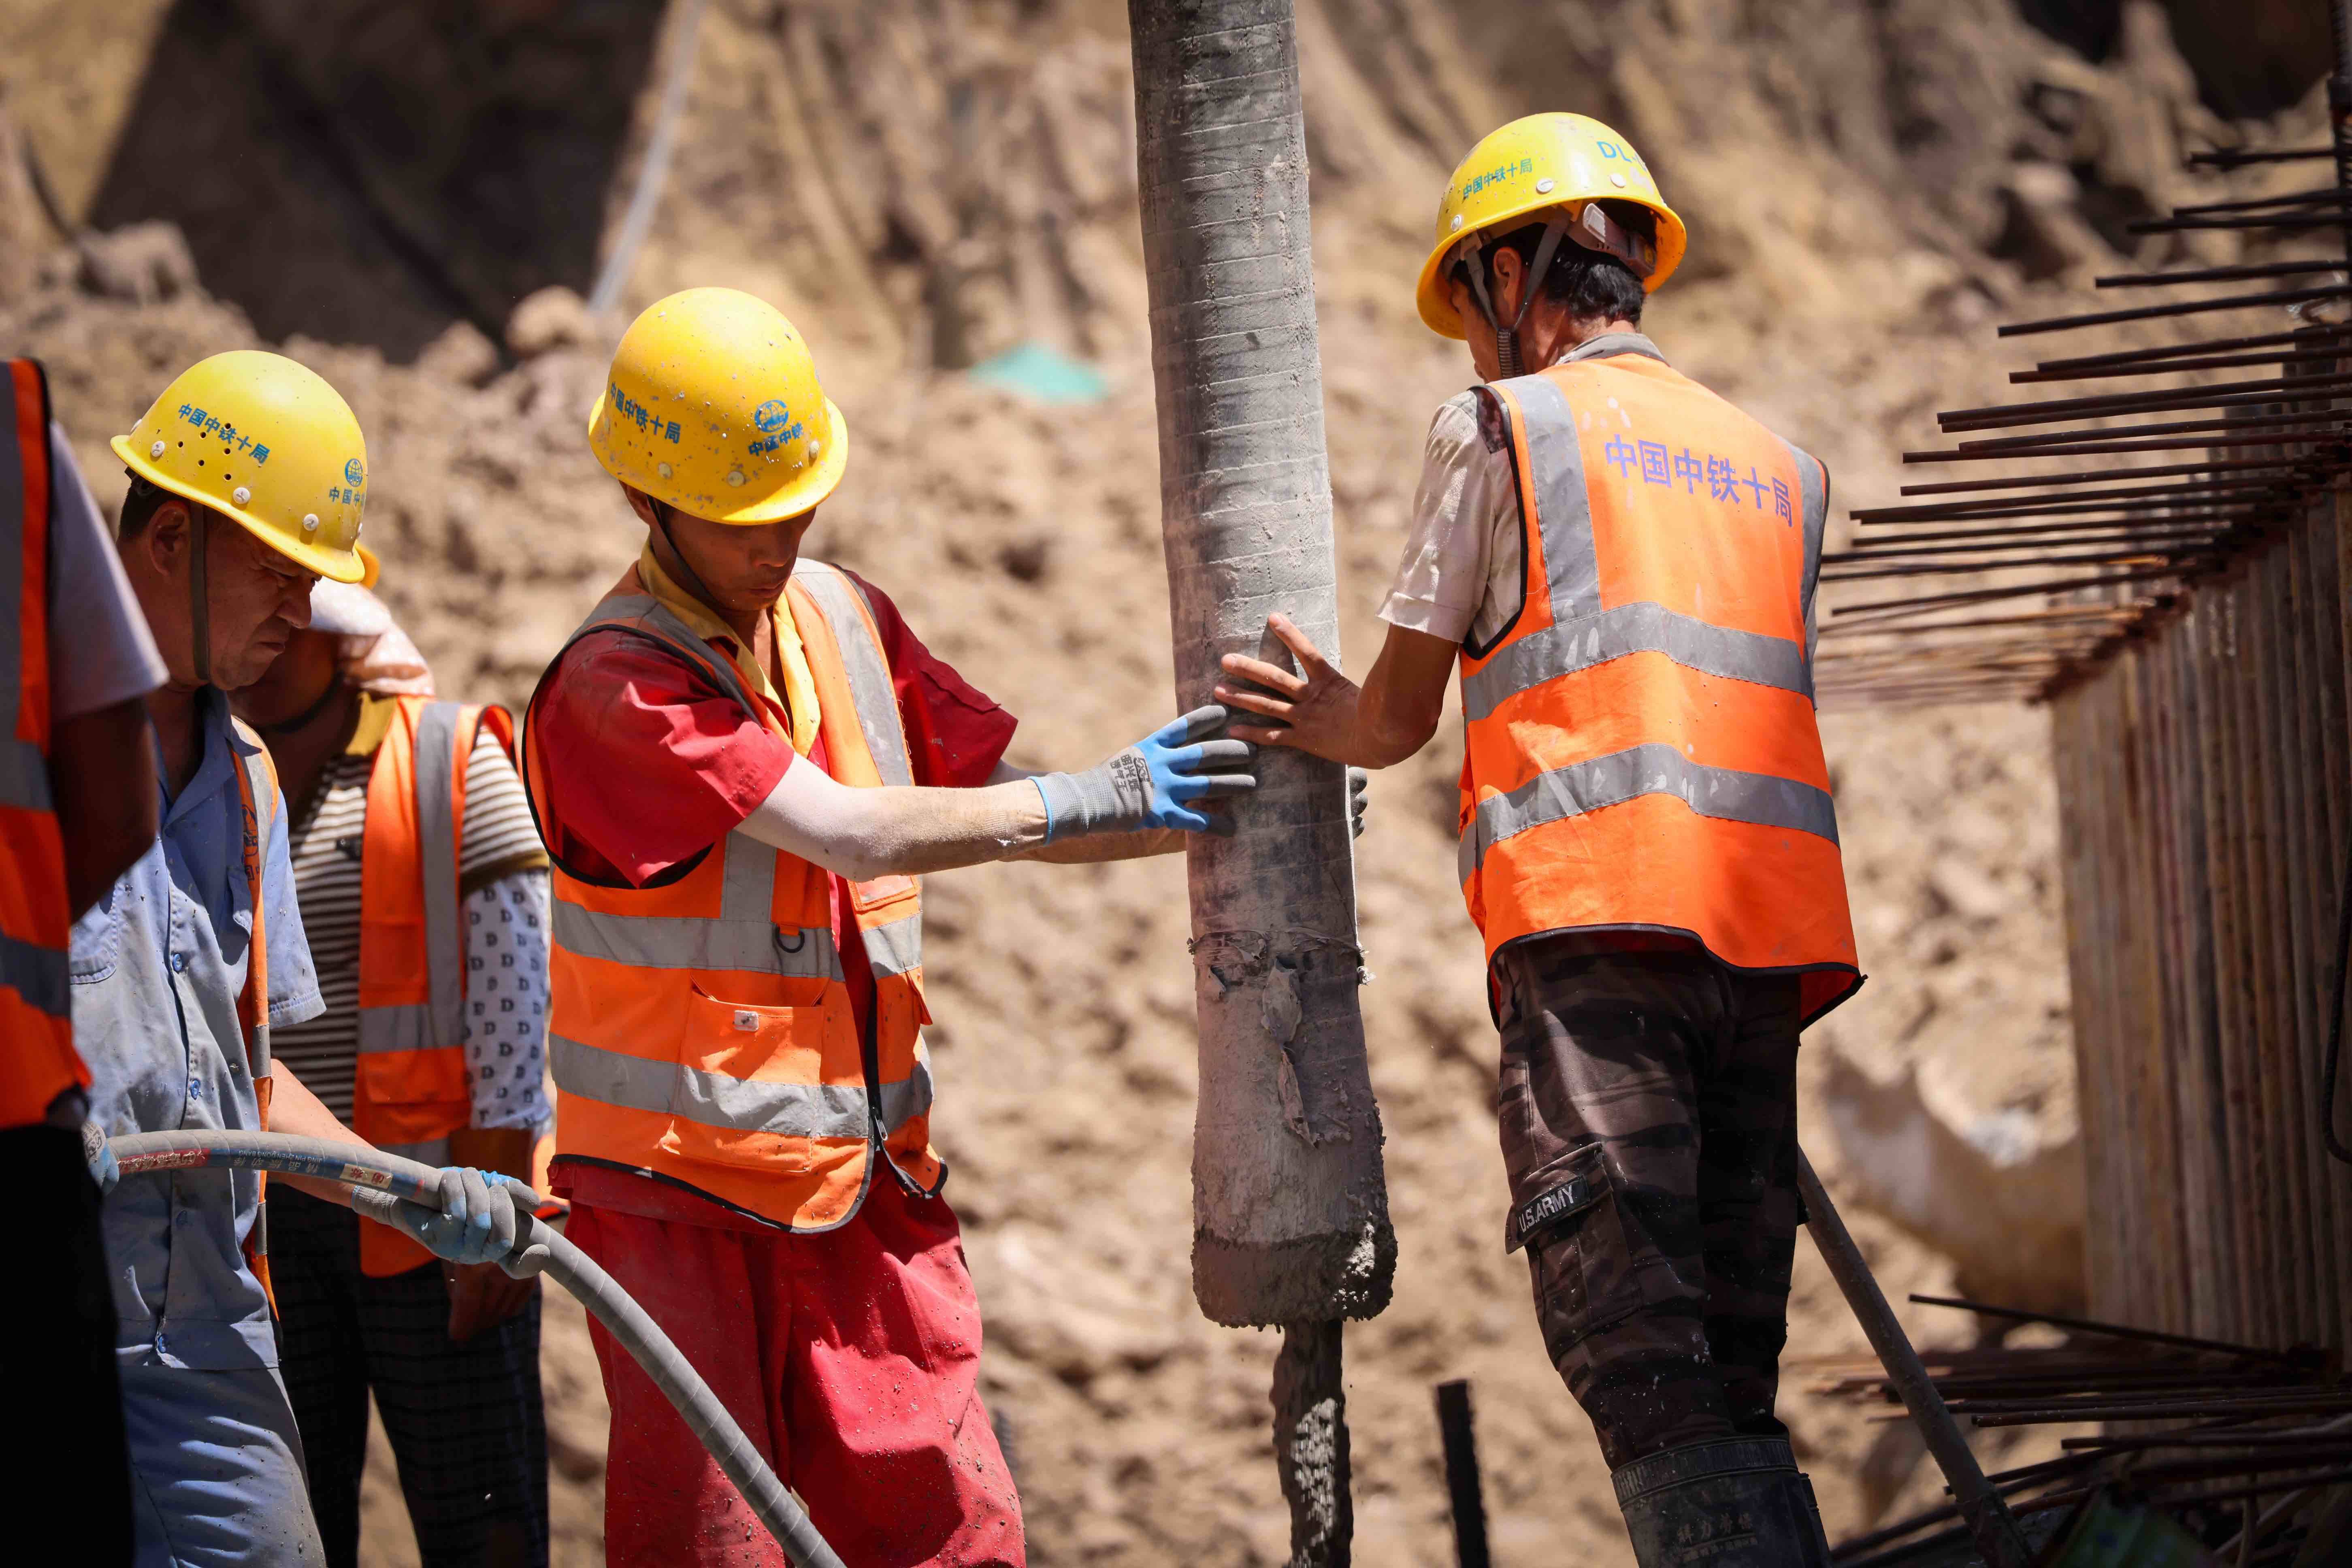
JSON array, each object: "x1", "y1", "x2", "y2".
[{"x1": 2, "y1": 0, "x2": 2323, "y2": 1559}]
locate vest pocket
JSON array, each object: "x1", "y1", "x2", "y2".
[{"x1": 678, "y1": 984, "x2": 864, "y2": 1148}]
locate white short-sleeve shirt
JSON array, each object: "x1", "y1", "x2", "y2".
[{"x1": 1377, "y1": 390, "x2": 1527, "y2": 651}]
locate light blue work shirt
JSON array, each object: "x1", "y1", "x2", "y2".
[{"x1": 73, "y1": 688, "x2": 322, "y2": 1372}]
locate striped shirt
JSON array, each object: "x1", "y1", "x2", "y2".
[{"x1": 273, "y1": 701, "x2": 552, "y2": 1129}]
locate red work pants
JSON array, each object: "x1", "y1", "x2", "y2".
[{"x1": 562, "y1": 1176, "x2": 1025, "y2": 1567}]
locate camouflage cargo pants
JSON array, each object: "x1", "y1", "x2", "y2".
[{"x1": 1495, "y1": 937, "x2": 1804, "y2": 1471}]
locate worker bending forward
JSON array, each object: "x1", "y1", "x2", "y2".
[
  {"x1": 1216, "y1": 116, "x2": 1859, "y2": 1567},
  {"x1": 234, "y1": 557, "x2": 554, "y2": 1567},
  {"x1": 78, "y1": 354, "x2": 534, "y2": 1568},
  {"x1": 524, "y1": 288, "x2": 1252, "y2": 1567}
]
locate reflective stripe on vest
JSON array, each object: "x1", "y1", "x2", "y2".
[
  {"x1": 353, "y1": 696, "x2": 510, "y2": 1276},
  {"x1": 354, "y1": 699, "x2": 492, "y2": 1061},
  {"x1": 227, "y1": 719, "x2": 276, "y2": 1075},
  {"x1": 226, "y1": 718, "x2": 279, "y2": 1305},
  {"x1": 1458, "y1": 743, "x2": 1841, "y2": 885},
  {"x1": 0, "y1": 358, "x2": 76, "y2": 1128},
  {"x1": 1455, "y1": 344, "x2": 1858, "y2": 1023},
  {"x1": 546, "y1": 1033, "x2": 934, "y2": 1141},
  {"x1": 550, "y1": 831, "x2": 848, "y2": 979},
  {"x1": 532, "y1": 557, "x2": 939, "y2": 1230},
  {"x1": 793, "y1": 561, "x2": 925, "y2": 983}
]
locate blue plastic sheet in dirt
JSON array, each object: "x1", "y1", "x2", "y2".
[{"x1": 965, "y1": 341, "x2": 1111, "y2": 405}]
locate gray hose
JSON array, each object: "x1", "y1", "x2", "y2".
[{"x1": 111, "y1": 1129, "x2": 845, "y2": 1568}]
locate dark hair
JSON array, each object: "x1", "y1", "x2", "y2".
[
  {"x1": 1481, "y1": 200, "x2": 1655, "y2": 327},
  {"x1": 117, "y1": 474, "x2": 173, "y2": 542}
]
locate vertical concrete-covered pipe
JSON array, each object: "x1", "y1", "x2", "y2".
[{"x1": 1125, "y1": 2, "x2": 1394, "y2": 1560}]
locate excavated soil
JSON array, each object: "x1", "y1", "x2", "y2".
[{"x1": 2, "y1": 0, "x2": 2332, "y2": 1561}]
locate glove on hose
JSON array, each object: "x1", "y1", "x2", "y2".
[
  {"x1": 1033, "y1": 705, "x2": 1256, "y2": 841},
  {"x1": 374, "y1": 1167, "x2": 529, "y2": 1267},
  {"x1": 81, "y1": 1120, "x2": 117, "y2": 1195}
]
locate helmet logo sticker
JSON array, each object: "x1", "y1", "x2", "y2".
[
  {"x1": 1458, "y1": 155, "x2": 1534, "y2": 202},
  {"x1": 748, "y1": 402, "x2": 806, "y2": 460},
  {"x1": 1593, "y1": 138, "x2": 1649, "y2": 174},
  {"x1": 608, "y1": 382, "x2": 683, "y2": 444},
  {"x1": 345, "y1": 458, "x2": 365, "y2": 486},
  {"x1": 175, "y1": 403, "x2": 266, "y2": 461}
]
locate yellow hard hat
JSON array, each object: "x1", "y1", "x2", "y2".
[
  {"x1": 588, "y1": 288, "x2": 849, "y2": 524},
  {"x1": 110, "y1": 350, "x2": 370, "y2": 583},
  {"x1": 1415, "y1": 113, "x2": 1687, "y2": 340}
]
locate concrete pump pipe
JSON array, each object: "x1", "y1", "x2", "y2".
[{"x1": 110, "y1": 1129, "x2": 845, "y2": 1568}]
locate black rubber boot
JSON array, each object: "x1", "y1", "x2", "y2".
[{"x1": 1612, "y1": 1436, "x2": 1833, "y2": 1567}]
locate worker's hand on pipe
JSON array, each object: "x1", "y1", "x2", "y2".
[
  {"x1": 1216, "y1": 614, "x2": 1363, "y2": 762},
  {"x1": 1350, "y1": 767, "x2": 1369, "y2": 838},
  {"x1": 381, "y1": 1166, "x2": 529, "y2": 1266},
  {"x1": 1033, "y1": 705, "x2": 1256, "y2": 840},
  {"x1": 81, "y1": 1119, "x2": 119, "y2": 1196},
  {"x1": 443, "y1": 1258, "x2": 540, "y2": 1344}
]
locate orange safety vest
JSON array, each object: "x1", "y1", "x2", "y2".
[
  {"x1": 524, "y1": 558, "x2": 939, "y2": 1231},
  {"x1": 1455, "y1": 339, "x2": 1860, "y2": 1024},
  {"x1": 350, "y1": 694, "x2": 516, "y2": 1276},
  {"x1": 0, "y1": 358, "x2": 76, "y2": 1128},
  {"x1": 226, "y1": 715, "x2": 279, "y2": 1303}
]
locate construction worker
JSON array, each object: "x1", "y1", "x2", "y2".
[
  {"x1": 0, "y1": 359, "x2": 171, "y2": 1564},
  {"x1": 232, "y1": 557, "x2": 554, "y2": 1567},
  {"x1": 522, "y1": 287, "x2": 1253, "y2": 1567},
  {"x1": 76, "y1": 351, "x2": 535, "y2": 1568},
  {"x1": 1214, "y1": 115, "x2": 1858, "y2": 1566}
]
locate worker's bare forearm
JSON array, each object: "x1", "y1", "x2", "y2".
[
  {"x1": 52, "y1": 696, "x2": 160, "y2": 917},
  {"x1": 735, "y1": 765, "x2": 1050, "y2": 881},
  {"x1": 1012, "y1": 826, "x2": 1187, "y2": 863},
  {"x1": 264, "y1": 1067, "x2": 379, "y2": 1209},
  {"x1": 1346, "y1": 695, "x2": 1443, "y2": 770}
]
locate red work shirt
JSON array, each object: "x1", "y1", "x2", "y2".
[{"x1": 530, "y1": 569, "x2": 1017, "y2": 1042}]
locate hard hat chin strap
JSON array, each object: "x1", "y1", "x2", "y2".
[
  {"x1": 649, "y1": 499, "x2": 729, "y2": 621},
  {"x1": 1465, "y1": 213, "x2": 1569, "y2": 382},
  {"x1": 189, "y1": 508, "x2": 212, "y2": 689}
]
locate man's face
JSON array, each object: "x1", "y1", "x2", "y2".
[
  {"x1": 628, "y1": 488, "x2": 818, "y2": 618},
  {"x1": 129, "y1": 500, "x2": 319, "y2": 690}
]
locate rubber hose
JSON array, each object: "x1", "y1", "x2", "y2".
[{"x1": 111, "y1": 1130, "x2": 846, "y2": 1568}]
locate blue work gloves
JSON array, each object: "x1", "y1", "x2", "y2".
[
  {"x1": 1034, "y1": 705, "x2": 1257, "y2": 841},
  {"x1": 377, "y1": 1167, "x2": 546, "y2": 1275},
  {"x1": 81, "y1": 1119, "x2": 117, "y2": 1195}
]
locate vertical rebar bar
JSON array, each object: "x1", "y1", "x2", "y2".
[
  {"x1": 2331, "y1": 0, "x2": 2352, "y2": 275},
  {"x1": 1272, "y1": 1321, "x2": 1351, "y2": 1567},
  {"x1": 1434, "y1": 1381, "x2": 1491, "y2": 1568}
]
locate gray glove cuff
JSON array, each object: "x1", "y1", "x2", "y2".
[{"x1": 1035, "y1": 749, "x2": 1152, "y2": 842}]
